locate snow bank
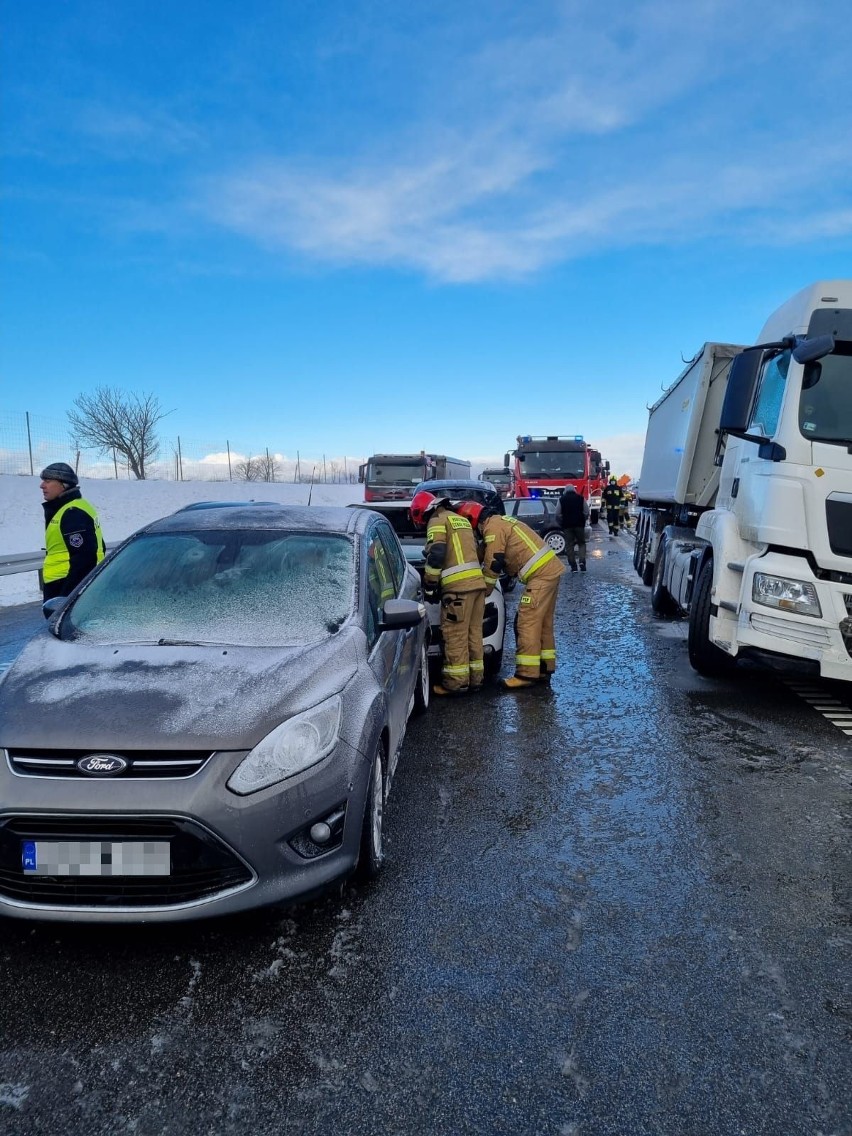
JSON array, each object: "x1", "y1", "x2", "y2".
[{"x1": 0, "y1": 474, "x2": 363, "y2": 607}]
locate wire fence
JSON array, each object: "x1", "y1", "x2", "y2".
[{"x1": 0, "y1": 412, "x2": 364, "y2": 484}]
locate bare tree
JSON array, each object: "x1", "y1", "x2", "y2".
[
  {"x1": 257, "y1": 450, "x2": 281, "y2": 483},
  {"x1": 234, "y1": 456, "x2": 263, "y2": 481},
  {"x1": 67, "y1": 387, "x2": 168, "y2": 480}
]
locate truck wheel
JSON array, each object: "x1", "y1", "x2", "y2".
[
  {"x1": 638, "y1": 522, "x2": 654, "y2": 585},
  {"x1": 544, "y1": 530, "x2": 567, "y2": 555},
  {"x1": 688, "y1": 561, "x2": 735, "y2": 677},
  {"x1": 641, "y1": 552, "x2": 654, "y2": 587},
  {"x1": 650, "y1": 538, "x2": 676, "y2": 616}
]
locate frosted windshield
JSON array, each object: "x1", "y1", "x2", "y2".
[
  {"x1": 66, "y1": 531, "x2": 355, "y2": 646},
  {"x1": 799, "y1": 345, "x2": 852, "y2": 444}
]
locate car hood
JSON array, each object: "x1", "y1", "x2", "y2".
[{"x1": 0, "y1": 629, "x2": 363, "y2": 751}]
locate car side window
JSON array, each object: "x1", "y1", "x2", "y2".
[
  {"x1": 377, "y1": 524, "x2": 406, "y2": 593},
  {"x1": 365, "y1": 534, "x2": 395, "y2": 647},
  {"x1": 516, "y1": 500, "x2": 545, "y2": 517}
]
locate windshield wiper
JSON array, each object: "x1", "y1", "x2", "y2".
[{"x1": 156, "y1": 638, "x2": 229, "y2": 647}]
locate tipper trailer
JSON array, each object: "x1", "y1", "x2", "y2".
[{"x1": 634, "y1": 281, "x2": 852, "y2": 681}]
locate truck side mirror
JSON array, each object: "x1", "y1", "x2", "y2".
[
  {"x1": 503, "y1": 454, "x2": 509, "y2": 467},
  {"x1": 792, "y1": 333, "x2": 834, "y2": 364},
  {"x1": 719, "y1": 350, "x2": 762, "y2": 435}
]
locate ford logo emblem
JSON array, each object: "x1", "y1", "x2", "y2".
[{"x1": 76, "y1": 753, "x2": 128, "y2": 776}]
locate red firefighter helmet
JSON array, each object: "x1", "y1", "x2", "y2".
[
  {"x1": 455, "y1": 500, "x2": 484, "y2": 529},
  {"x1": 410, "y1": 490, "x2": 440, "y2": 528}
]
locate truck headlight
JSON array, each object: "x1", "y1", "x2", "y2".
[
  {"x1": 227, "y1": 696, "x2": 342, "y2": 795},
  {"x1": 752, "y1": 573, "x2": 821, "y2": 618}
]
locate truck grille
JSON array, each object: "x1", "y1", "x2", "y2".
[
  {"x1": 0, "y1": 816, "x2": 252, "y2": 907},
  {"x1": 6, "y1": 748, "x2": 213, "y2": 779}
]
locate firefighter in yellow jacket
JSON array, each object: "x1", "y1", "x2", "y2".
[
  {"x1": 410, "y1": 490, "x2": 487, "y2": 696},
  {"x1": 456, "y1": 500, "x2": 564, "y2": 690}
]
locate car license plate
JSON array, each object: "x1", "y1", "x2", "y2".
[{"x1": 21, "y1": 840, "x2": 171, "y2": 876}]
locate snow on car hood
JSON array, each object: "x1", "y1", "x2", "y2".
[{"x1": 0, "y1": 628, "x2": 363, "y2": 751}]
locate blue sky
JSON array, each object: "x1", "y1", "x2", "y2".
[{"x1": 3, "y1": 0, "x2": 851, "y2": 478}]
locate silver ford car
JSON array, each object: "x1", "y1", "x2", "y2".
[{"x1": 0, "y1": 504, "x2": 429, "y2": 923}]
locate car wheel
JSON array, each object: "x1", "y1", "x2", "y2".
[
  {"x1": 413, "y1": 639, "x2": 430, "y2": 715},
  {"x1": 544, "y1": 530, "x2": 567, "y2": 555},
  {"x1": 357, "y1": 740, "x2": 385, "y2": 880},
  {"x1": 688, "y1": 561, "x2": 736, "y2": 677}
]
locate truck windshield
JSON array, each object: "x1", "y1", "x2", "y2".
[
  {"x1": 799, "y1": 343, "x2": 852, "y2": 445},
  {"x1": 368, "y1": 461, "x2": 424, "y2": 485},
  {"x1": 519, "y1": 450, "x2": 586, "y2": 477}
]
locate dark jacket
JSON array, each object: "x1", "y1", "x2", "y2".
[
  {"x1": 559, "y1": 489, "x2": 587, "y2": 528},
  {"x1": 602, "y1": 483, "x2": 624, "y2": 510},
  {"x1": 42, "y1": 488, "x2": 104, "y2": 600}
]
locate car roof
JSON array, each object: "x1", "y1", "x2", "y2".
[
  {"x1": 420, "y1": 478, "x2": 496, "y2": 493},
  {"x1": 174, "y1": 500, "x2": 279, "y2": 512},
  {"x1": 144, "y1": 504, "x2": 371, "y2": 536}
]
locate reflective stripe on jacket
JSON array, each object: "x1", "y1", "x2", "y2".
[
  {"x1": 43, "y1": 498, "x2": 105, "y2": 584},
  {"x1": 481, "y1": 515, "x2": 557, "y2": 585},
  {"x1": 424, "y1": 508, "x2": 486, "y2": 594}
]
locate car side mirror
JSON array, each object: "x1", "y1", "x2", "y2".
[{"x1": 379, "y1": 598, "x2": 425, "y2": 631}]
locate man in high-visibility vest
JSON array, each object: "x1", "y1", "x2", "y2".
[
  {"x1": 456, "y1": 500, "x2": 564, "y2": 690},
  {"x1": 410, "y1": 489, "x2": 487, "y2": 696},
  {"x1": 39, "y1": 462, "x2": 105, "y2": 611}
]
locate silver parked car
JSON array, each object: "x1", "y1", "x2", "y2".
[{"x1": 0, "y1": 505, "x2": 429, "y2": 923}]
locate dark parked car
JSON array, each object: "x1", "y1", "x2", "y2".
[
  {"x1": 503, "y1": 496, "x2": 587, "y2": 556},
  {"x1": 0, "y1": 504, "x2": 429, "y2": 923}
]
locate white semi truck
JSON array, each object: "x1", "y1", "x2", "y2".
[{"x1": 634, "y1": 280, "x2": 852, "y2": 681}]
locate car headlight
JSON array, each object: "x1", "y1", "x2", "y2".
[
  {"x1": 227, "y1": 695, "x2": 342, "y2": 795},
  {"x1": 752, "y1": 573, "x2": 822, "y2": 618}
]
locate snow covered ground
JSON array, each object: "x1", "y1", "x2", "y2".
[{"x1": 0, "y1": 474, "x2": 362, "y2": 606}]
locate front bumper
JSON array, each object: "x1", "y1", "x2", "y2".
[
  {"x1": 728, "y1": 555, "x2": 852, "y2": 681},
  {"x1": 0, "y1": 740, "x2": 370, "y2": 923}
]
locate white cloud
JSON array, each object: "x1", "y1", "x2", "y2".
[{"x1": 192, "y1": 1, "x2": 852, "y2": 282}]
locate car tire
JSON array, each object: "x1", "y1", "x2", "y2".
[
  {"x1": 688, "y1": 561, "x2": 736, "y2": 677},
  {"x1": 357, "y1": 739, "x2": 385, "y2": 880},
  {"x1": 544, "y1": 530, "x2": 567, "y2": 555},
  {"x1": 485, "y1": 648, "x2": 504, "y2": 677},
  {"x1": 413, "y1": 639, "x2": 430, "y2": 715}
]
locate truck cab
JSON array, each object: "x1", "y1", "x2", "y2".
[{"x1": 636, "y1": 281, "x2": 852, "y2": 682}]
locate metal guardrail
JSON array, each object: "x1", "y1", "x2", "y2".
[
  {"x1": 0, "y1": 552, "x2": 43, "y2": 577},
  {"x1": 0, "y1": 543, "x2": 120, "y2": 578}
]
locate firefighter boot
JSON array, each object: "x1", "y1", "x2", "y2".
[
  {"x1": 433, "y1": 684, "x2": 468, "y2": 697},
  {"x1": 502, "y1": 675, "x2": 536, "y2": 690}
]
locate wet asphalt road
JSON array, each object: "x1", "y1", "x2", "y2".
[{"x1": 0, "y1": 532, "x2": 850, "y2": 1136}]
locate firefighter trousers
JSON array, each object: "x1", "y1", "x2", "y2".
[
  {"x1": 440, "y1": 589, "x2": 485, "y2": 691},
  {"x1": 514, "y1": 571, "x2": 561, "y2": 679},
  {"x1": 606, "y1": 506, "x2": 620, "y2": 534}
]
